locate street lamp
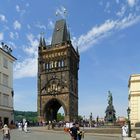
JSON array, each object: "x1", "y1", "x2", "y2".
[
  {"x1": 127, "y1": 107, "x2": 131, "y2": 137},
  {"x1": 83, "y1": 116, "x2": 85, "y2": 130}
]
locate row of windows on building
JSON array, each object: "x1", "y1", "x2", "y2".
[
  {"x1": 0, "y1": 93, "x2": 9, "y2": 107},
  {"x1": 0, "y1": 73, "x2": 9, "y2": 87},
  {"x1": 42, "y1": 60, "x2": 65, "y2": 70}
]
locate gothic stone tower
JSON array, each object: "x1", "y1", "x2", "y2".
[{"x1": 37, "y1": 19, "x2": 80, "y2": 122}]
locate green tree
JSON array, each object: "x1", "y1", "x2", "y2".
[{"x1": 57, "y1": 113, "x2": 64, "y2": 121}]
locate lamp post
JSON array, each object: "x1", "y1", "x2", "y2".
[
  {"x1": 127, "y1": 107, "x2": 131, "y2": 137},
  {"x1": 83, "y1": 115, "x2": 85, "y2": 130}
]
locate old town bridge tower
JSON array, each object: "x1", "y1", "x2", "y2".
[{"x1": 37, "y1": 19, "x2": 80, "y2": 122}]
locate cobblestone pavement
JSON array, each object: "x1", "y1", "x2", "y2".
[{"x1": 0, "y1": 128, "x2": 122, "y2": 140}]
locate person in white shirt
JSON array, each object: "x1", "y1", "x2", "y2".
[
  {"x1": 122, "y1": 124, "x2": 128, "y2": 137},
  {"x1": 24, "y1": 121, "x2": 28, "y2": 133}
]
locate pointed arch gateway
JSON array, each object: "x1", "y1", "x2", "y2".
[{"x1": 43, "y1": 98, "x2": 67, "y2": 121}]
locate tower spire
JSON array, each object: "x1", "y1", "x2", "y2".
[
  {"x1": 39, "y1": 36, "x2": 43, "y2": 47},
  {"x1": 42, "y1": 36, "x2": 46, "y2": 47},
  {"x1": 39, "y1": 32, "x2": 46, "y2": 47},
  {"x1": 51, "y1": 19, "x2": 71, "y2": 45},
  {"x1": 76, "y1": 46, "x2": 79, "y2": 55}
]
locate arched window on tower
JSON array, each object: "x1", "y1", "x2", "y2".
[
  {"x1": 57, "y1": 83, "x2": 61, "y2": 92},
  {"x1": 49, "y1": 61, "x2": 52, "y2": 69},
  {"x1": 58, "y1": 61, "x2": 61, "y2": 67},
  {"x1": 54, "y1": 61, "x2": 57, "y2": 68},
  {"x1": 43, "y1": 63, "x2": 46, "y2": 70},
  {"x1": 47, "y1": 85, "x2": 50, "y2": 92},
  {"x1": 46, "y1": 63, "x2": 49, "y2": 70},
  {"x1": 61, "y1": 60, "x2": 64, "y2": 67},
  {"x1": 51, "y1": 61, "x2": 54, "y2": 69}
]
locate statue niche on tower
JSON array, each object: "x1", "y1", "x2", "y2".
[{"x1": 104, "y1": 91, "x2": 116, "y2": 124}]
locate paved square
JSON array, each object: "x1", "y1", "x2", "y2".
[{"x1": 0, "y1": 127, "x2": 122, "y2": 140}]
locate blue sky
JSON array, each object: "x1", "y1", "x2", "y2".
[{"x1": 0, "y1": 0, "x2": 140, "y2": 119}]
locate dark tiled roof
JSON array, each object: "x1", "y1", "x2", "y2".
[{"x1": 51, "y1": 19, "x2": 70, "y2": 45}]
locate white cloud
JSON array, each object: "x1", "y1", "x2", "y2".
[
  {"x1": 116, "y1": 5, "x2": 126, "y2": 17},
  {"x1": 73, "y1": 14, "x2": 140, "y2": 52},
  {"x1": 9, "y1": 32, "x2": 14, "y2": 39},
  {"x1": 74, "y1": 20, "x2": 116, "y2": 52},
  {"x1": 13, "y1": 20, "x2": 21, "y2": 30},
  {"x1": 55, "y1": 6, "x2": 67, "y2": 18},
  {"x1": 46, "y1": 36, "x2": 51, "y2": 44},
  {"x1": 0, "y1": 32, "x2": 4, "y2": 41},
  {"x1": 24, "y1": 33, "x2": 39, "y2": 55},
  {"x1": 47, "y1": 20, "x2": 54, "y2": 29},
  {"x1": 14, "y1": 33, "x2": 39, "y2": 79},
  {"x1": 0, "y1": 14, "x2": 7, "y2": 22},
  {"x1": 14, "y1": 57, "x2": 37, "y2": 79},
  {"x1": 8, "y1": 41, "x2": 17, "y2": 49},
  {"x1": 116, "y1": 14, "x2": 140, "y2": 29},
  {"x1": 9, "y1": 32, "x2": 19, "y2": 39},
  {"x1": 104, "y1": 2, "x2": 111, "y2": 13},
  {"x1": 16, "y1": 5, "x2": 20, "y2": 12},
  {"x1": 35, "y1": 22, "x2": 46, "y2": 30},
  {"x1": 14, "y1": 13, "x2": 140, "y2": 79},
  {"x1": 15, "y1": 4, "x2": 26, "y2": 16},
  {"x1": 127, "y1": 0, "x2": 136, "y2": 7}
]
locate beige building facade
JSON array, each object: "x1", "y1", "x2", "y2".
[
  {"x1": 0, "y1": 44, "x2": 16, "y2": 125},
  {"x1": 128, "y1": 74, "x2": 140, "y2": 126}
]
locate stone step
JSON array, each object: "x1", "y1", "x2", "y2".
[{"x1": 54, "y1": 127, "x2": 122, "y2": 134}]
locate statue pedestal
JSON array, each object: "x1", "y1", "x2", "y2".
[{"x1": 104, "y1": 122, "x2": 115, "y2": 126}]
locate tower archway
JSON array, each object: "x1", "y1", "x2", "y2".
[{"x1": 43, "y1": 98, "x2": 66, "y2": 121}]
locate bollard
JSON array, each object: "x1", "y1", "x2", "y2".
[
  {"x1": 131, "y1": 130, "x2": 137, "y2": 140},
  {"x1": 132, "y1": 130, "x2": 136, "y2": 138},
  {"x1": 47, "y1": 124, "x2": 50, "y2": 130}
]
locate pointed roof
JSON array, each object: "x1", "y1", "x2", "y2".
[
  {"x1": 42, "y1": 37, "x2": 46, "y2": 46},
  {"x1": 39, "y1": 36, "x2": 43, "y2": 46},
  {"x1": 51, "y1": 19, "x2": 70, "y2": 45},
  {"x1": 76, "y1": 46, "x2": 79, "y2": 55},
  {"x1": 39, "y1": 33, "x2": 46, "y2": 47}
]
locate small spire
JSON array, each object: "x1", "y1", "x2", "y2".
[
  {"x1": 42, "y1": 37, "x2": 46, "y2": 47},
  {"x1": 76, "y1": 46, "x2": 79, "y2": 55},
  {"x1": 39, "y1": 36, "x2": 43, "y2": 46},
  {"x1": 39, "y1": 32, "x2": 46, "y2": 47}
]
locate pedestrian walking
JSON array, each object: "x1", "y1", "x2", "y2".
[
  {"x1": 69, "y1": 123, "x2": 78, "y2": 140},
  {"x1": 77, "y1": 127, "x2": 83, "y2": 140},
  {"x1": 122, "y1": 124, "x2": 128, "y2": 137},
  {"x1": 18, "y1": 122, "x2": 22, "y2": 131},
  {"x1": 0, "y1": 120, "x2": 2, "y2": 129},
  {"x1": 1, "y1": 124, "x2": 10, "y2": 140},
  {"x1": 24, "y1": 121, "x2": 28, "y2": 132},
  {"x1": 76, "y1": 123, "x2": 84, "y2": 140}
]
